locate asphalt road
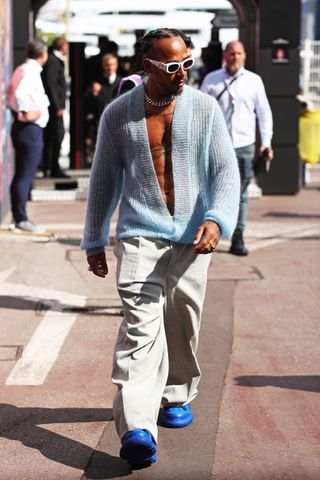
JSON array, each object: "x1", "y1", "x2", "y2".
[{"x1": 0, "y1": 187, "x2": 319, "y2": 480}]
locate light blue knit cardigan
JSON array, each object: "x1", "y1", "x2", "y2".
[{"x1": 81, "y1": 84, "x2": 240, "y2": 255}]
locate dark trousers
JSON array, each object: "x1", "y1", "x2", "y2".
[
  {"x1": 42, "y1": 113, "x2": 64, "y2": 175},
  {"x1": 10, "y1": 121, "x2": 43, "y2": 223}
]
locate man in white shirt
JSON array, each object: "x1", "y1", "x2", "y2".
[
  {"x1": 201, "y1": 41, "x2": 273, "y2": 255},
  {"x1": 6, "y1": 39, "x2": 49, "y2": 233}
]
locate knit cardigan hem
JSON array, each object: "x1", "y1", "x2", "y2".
[{"x1": 81, "y1": 84, "x2": 240, "y2": 252}]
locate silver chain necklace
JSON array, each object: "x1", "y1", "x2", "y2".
[{"x1": 144, "y1": 89, "x2": 176, "y2": 107}]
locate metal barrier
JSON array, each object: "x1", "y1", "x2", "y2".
[{"x1": 301, "y1": 39, "x2": 320, "y2": 109}]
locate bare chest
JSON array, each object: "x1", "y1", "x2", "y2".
[{"x1": 145, "y1": 104, "x2": 175, "y2": 214}]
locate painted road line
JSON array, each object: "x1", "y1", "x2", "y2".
[
  {"x1": 219, "y1": 222, "x2": 320, "y2": 253},
  {"x1": 247, "y1": 237, "x2": 286, "y2": 252},
  {"x1": 2, "y1": 282, "x2": 86, "y2": 386},
  {"x1": 6, "y1": 310, "x2": 77, "y2": 385},
  {"x1": 0, "y1": 282, "x2": 86, "y2": 308},
  {"x1": 0, "y1": 267, "x2": 16, "y2": 283}
]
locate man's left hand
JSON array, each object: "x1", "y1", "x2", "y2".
[{"x1": 193, "y1": 220, "x2": 221, "y2": 254}]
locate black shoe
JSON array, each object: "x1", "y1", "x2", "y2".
[
  {"x1": 50, "y1": 171, "x2": 70, "y2": 178},
  {"x1": 229, "y1": 228, "x2": 248, "y2": 256}
]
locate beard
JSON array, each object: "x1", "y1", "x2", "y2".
[
  {"x1": 174, "y1": 86, "x2": 184, "y2": 96},
  {"x1": 228, "y1": 62, "x2": 243, "y2": 75},
  {"x1": 170, "y1": 80, "x2": 185, "y2": 96}
]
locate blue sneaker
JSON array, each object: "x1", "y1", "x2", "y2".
[
  {"x1": 120, "y1": 429, "x2": 156, "y2": 469},
  {"x1": 160, "y1": 403, "x2": 193, "y2": 428}
]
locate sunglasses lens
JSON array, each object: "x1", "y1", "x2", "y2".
[
  {"x1": 167, "y1": 63, "x2": 180, "y2": 73},
  {"x1": 165, "y1": 57, "x2": 194, "y2": 74},
  {"x1": 183, "y1": 58, "x2": 194, "y2": 70}
]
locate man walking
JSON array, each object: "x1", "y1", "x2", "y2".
[
  {"x1": 201, "y1": 41, "x2": 273, "y2": 255},
  {"x1": 41, "y1": 36, "x2": 68, "y2": 178},
  {"x1": 81, "y1": 29, "x2": 240, "y2": 469},
  {"x1": 6, "y1": 39, "x2": 49, "y2": 233}
]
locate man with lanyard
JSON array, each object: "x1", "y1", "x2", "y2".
[
  {"x1": 201, "y1": 41, "x2": 273, "y2": 256},
  {"x1": 6, "y1": 39, "x2": 49, "y2": 233},
  {"x1": 81, "y1": 28, "x2": 240, "y2": 468}
]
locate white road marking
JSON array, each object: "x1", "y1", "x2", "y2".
[
  {"x1": 1, "y1": 221, "x2": 116, "y2": 234},
  {"x1": 220, "y1": 222, "x2": 320, "y2": 252},
  {"x1": 246, "y1": 238, "x2": 286, "y2": 252},
  {"x1": 5, "y1": 311, "x2": 77, "y2": 385},
  {"x1": 2, "y1": 283, "x2": 86, "y2": 386},
  {"x1": 1, "y1": 283, "x2": 86, "y2": 307},
  {"x1": 41, "y1": 223, "x2": 84, "y2": 231},
  {"x1": 2, "y1": 220, "x2": 319, "y2": 386},
  {"x1": 0, "y1": 267, "x2": 16, "y2": 283}
]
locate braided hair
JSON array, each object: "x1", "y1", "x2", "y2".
[{"x1": 134, "y1": 28, "x2": 193, "y2": 71}]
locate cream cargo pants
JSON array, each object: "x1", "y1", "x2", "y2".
[{"x1": 112, "y1": 237, "x2": 212, "y2": 441}]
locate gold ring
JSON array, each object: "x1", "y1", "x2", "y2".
[{"x1": 208, "y1": 241, "x2": 215, "y2": 251}]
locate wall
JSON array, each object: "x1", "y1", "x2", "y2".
[
  {"x1": 258, "y1": 0, "x2": 301, "y2": 194},
  {"x1": 12, "y1": 0, "x2": 32, "y2": 68},
  {"x1": 0, "y1": 0, "x2": 13, "y2": 222}
]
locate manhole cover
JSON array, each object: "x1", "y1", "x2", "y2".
[{"x1": 0, "y1": 345, "x2": 23, "y2": 361}]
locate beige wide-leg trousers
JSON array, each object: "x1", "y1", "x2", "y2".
[{"x1": 112, "y1": 237, "x2": 212, "y2": 441}]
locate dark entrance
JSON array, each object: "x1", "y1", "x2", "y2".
[
  {"x1": 229, "y1": 0, "x2": 301, "y2": 194},
  {"x1": 15, "y1": 0, "x2": 301, "y2": 195}
]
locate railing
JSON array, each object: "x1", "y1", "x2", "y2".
[
  {"x1": 300, "y1": 40, "x2": 320, "y2": 184},
  {"x1": 301, "y1": 39, "x2": 320, "y2": 109}
]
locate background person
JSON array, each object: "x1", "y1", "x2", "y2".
[
  {"x1": 84, "y1": 37, "x2": 121, "y2": 87},
  {"x1": 201, "y1": 40, "x2": 273, "y2": 256},
  {"x1": 41, "y1": 36, "x2": 69, "y2": 178},
  {"x1": 116, "y1": 73, "x2": 143, "y2": 97},
  {"x1": 6, "y1": 39, "x2": 49, "y2": 233},
  {"x1": 84, "y1": 53, "x2": 122, "y2": 162},
  {"x1": 81, "y1": 28, "x2": 240, "y2": 469}
]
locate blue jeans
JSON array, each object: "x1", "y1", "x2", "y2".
[
  {"x1": 234, "y1": 143, "x2": 255, "y2": 231},
  {"x1": 10, "y1": 121, "x2": 43, "y2": 223}
]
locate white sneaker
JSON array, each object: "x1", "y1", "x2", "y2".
[
  {"x1": 14, "y1": 220, "x2": 45, "y2": 234},
  {"x1": 248, "y1": 182, "x2": 262, "y2": 199}
]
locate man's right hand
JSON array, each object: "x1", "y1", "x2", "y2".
[
  {"x1": 92, "y1": 82, "x2": 102, "y2": 96},
  {"x1": 260, "y1": 146, "x2": 274, "y2": 161},
  {"x1": 87, "y1": 251, "x2": 108, "y2": 278},
  {"x1": 17, "y1": 110, "x2": 41, "y2": 122}
]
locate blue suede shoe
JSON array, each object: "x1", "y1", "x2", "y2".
[
  {"x1": 160, "y1": 403, "x2": 193, "y2": 428},
  {"x1": 120, "y1": 429, "x2": 156, "y2": 469}
]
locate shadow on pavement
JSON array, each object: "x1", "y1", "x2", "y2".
[
  {"x1": 0, "y1": 404, "x2": 130, "y2": 479},
  {"x1": 234, "y1": 375, "x2": 320, "y2": 393},
  {"x1": 83, "y1": 448, "x2": 131, "y2": 479},
  {"x1": 264, "y1": 211, "x2": 320, "y2": 219},
  {"x1": 0, "y1": 295, "x2": 123, "y2": 316}
]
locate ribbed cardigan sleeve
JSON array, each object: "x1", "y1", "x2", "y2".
[
  {"x1": 204, "y1": 102, "x2": 241, "y2": 238},
  {"x1": 81, "y1": 109, "x2": 123, "y2": 253}
]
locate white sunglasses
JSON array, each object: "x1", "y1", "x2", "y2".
[{"x1": 146, "y1": 57, "x2": 194, "y2": 74}]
